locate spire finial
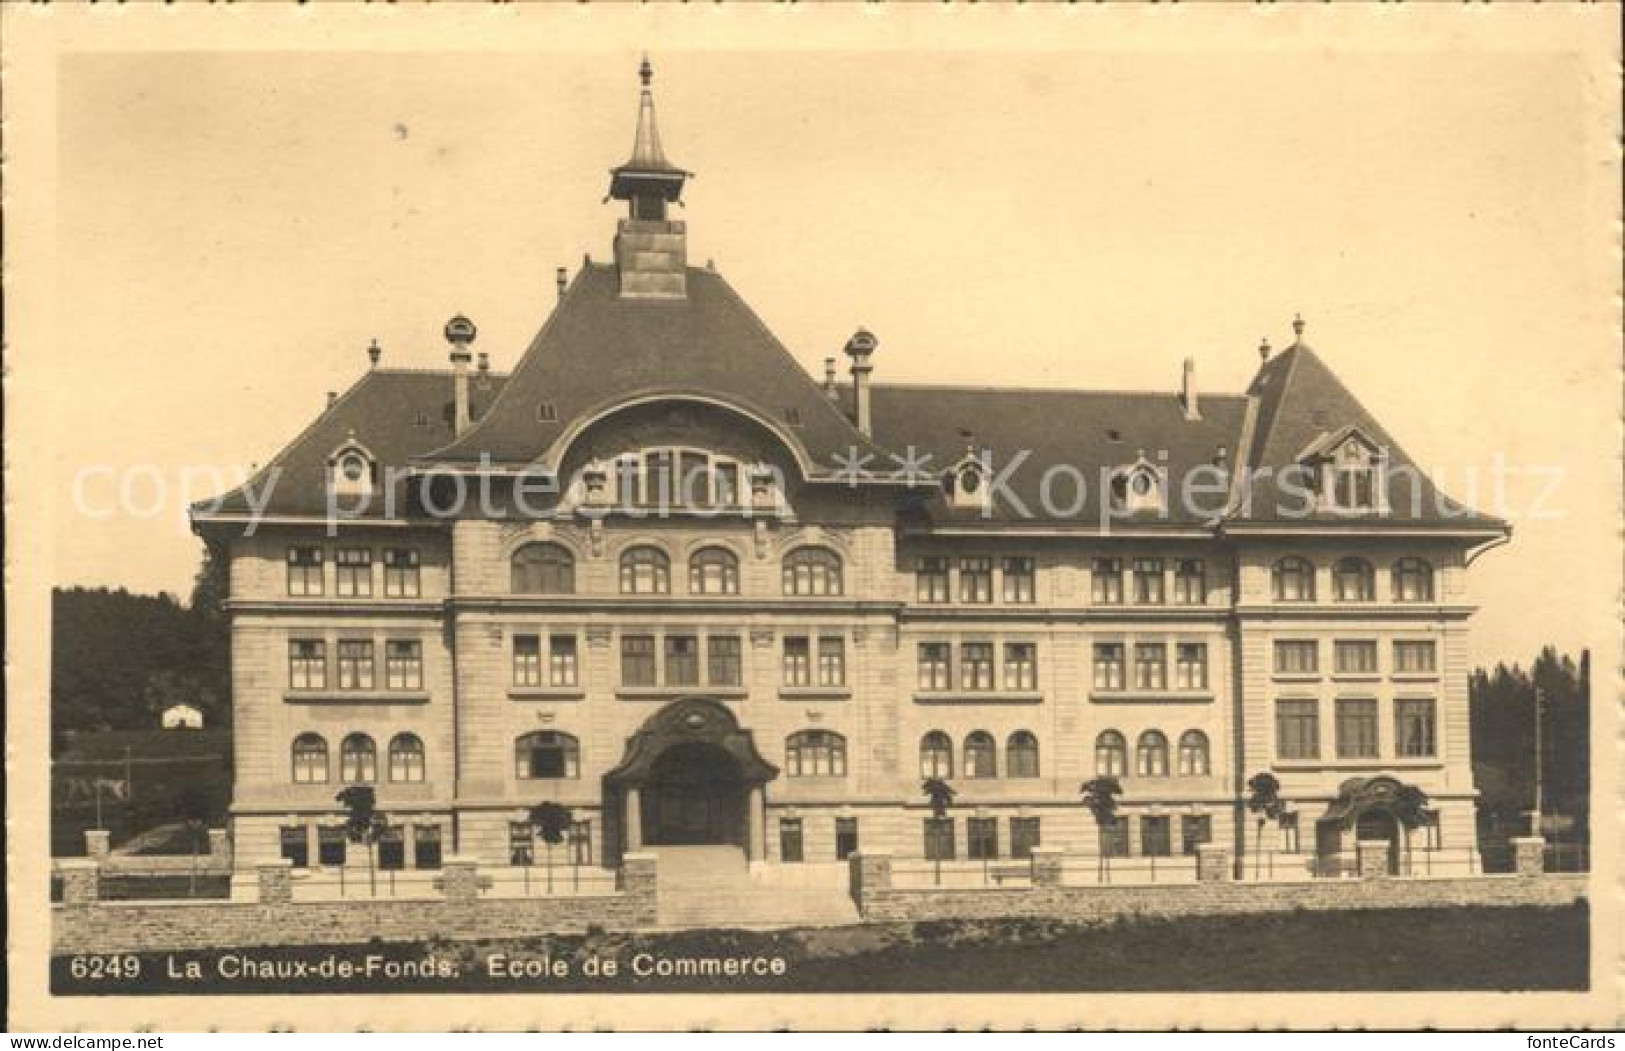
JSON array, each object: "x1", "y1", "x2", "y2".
[
  {"x1": 1258, "y1": 336, "x2": 1272, "y2": 362},
  {"x1": 1292, "y1": 313, "x2": 1306, "y2": 341},
  {"x1": 639, "y1": 54, "x2": 653, "y2": 89}
]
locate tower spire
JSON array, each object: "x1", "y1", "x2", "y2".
[
  {"x1": 609, "y1": 55, "x2": 689, "y2": 215},
  {"x1": 608, "y1": 56, "x2": 691, "y2": 300}
]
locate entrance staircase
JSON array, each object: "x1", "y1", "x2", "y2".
[{"x1": 648, "y1": 846, "x2": 859, "y2": 930}]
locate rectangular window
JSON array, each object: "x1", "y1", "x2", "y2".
[
  {"x1": 923, "y1": 817, "x2": 956, "y2": 861},
  {"x1": 1336, "y1": 698, "x2": 1379, "y2": 759},
  {"x1": 664, "y1": 635, "x2": 699, "y2": 687},
  {"x1": 509, "y1": 822, "x2": 535, "y2": 866},
  {"x1": 569, "y1": 820, "x2": 593, "y2": 866},
  {"x1": 1091, "y1": 558, "x2": 1123, "y2": 605},
  {"x1": 413, "y1": 825, "x2": 443, "y2": 869},
  {"x1": 917, "y1": 643, "x2": 951, "y2": 690},
  {"x1": 707, "y1": 635, "x2": 742, "y2": 687},
  {"x1": 287, "y1": 546, "x2": 324, "y2": 596},
  {"x1": 1394, "y1": 641, "x2": 1438, "y2": 674},
  {"x1": 383, "y1": 548, "x2": 421, "y2": 598},
  {"x1": 317, "y1": 826, "x2": 347, "y2": 868},
  {"x1": 1335, "y1": 640, "x2": 1379, "y2": 675},
  {"x1": 678, "y1": 451, "x2": 710, "y2": 508},
  {"x1": 916, "y1": 556, "x2": 951, "y2": 603},
  {"x1": 1274, "y1": 640, "x2": 1319, "y2": 674},
  {"x1": 782, "y1": 637, "x2": 811, "y2": 687},
  {"x1": 1173, "y1": 558, "x2": 1207, "y2": 605},
  {"x1": 817, "y1": 636, "x2": 846, "y2": 688},
  {"x1": 1133, "y1": 643, "x2": 1168, "y2": 691},
  {"x1": 549, "y1": 636, "x2": 579, "y2": 687},
  {"x1": 779, "y1": 819, "x2": 805, "y2": 863},
  {"x1": 1395, "y1": 698, "x2": 1437, "y2": 758},
  {"x1": 378, "y1": 826, "x2": 406, "y2": 871},
  {"x1": 967, "y1": 817, "x2": 999, "y2": 860},
  {"x1": 714, "y1": 462, "x2": 740, "y2": 507},
  {"x1": 1132, "y1": 558, "x2": 1165, "y2": 605},
  {"x1": 1003, "y1": 642, "x2": 1037, "y2": 691},
  {"x1": 835, "y1": 817, "x2": 859, "y2": 861},
  {"x1": 514, "y1": 635, "x2": 542, "y2": 687},
  {"x1": 961, "y1": 642, "x2": 995, "y2": 690},
  {"x1": 959, "y1": 557, "x2": 993, "y2": 603},
  {"x1": 1093, "y1": 643, "x2": 1125, "y2": 691},
  {"x1": 289, "y1": 639, "x2": 326, "y2": 690},
  {"x1": 1175, "y1": 643, "x2": 1208, "y2": 690},
  {"x1": 1140, "y1": 815, "x2": 1172, "y2": 857},
  {"x1": 1276, "y1": 699, "x2": 1320, "y2": 760},
  {"x1": 384, "y1": 639, "x2": 422, "y2": 690},
  {"x1": 1100, "y1": 816, "x2": 1130, "y2": 858},
  {"x1": 1180, "y1": 815, "x2": 1212, "y2": 856},
  {"x1": 1280, "y1": 812, "x2": 1301, "y2": 853},
  {"x1": 335, "y1": 548, "x2": 373, "y2": 597},
  {"x1": 621, "y1": 635, "x2": 657, "y2": 687},
  {"x1": 1010, "y1": 817, "x2": 1041, "y2": 859},
  {"x1": 1002, "y1": 557, "x2": 1036, "y2": 604},
  {"x1": 1422, "y1": 811, "x2": 1442, "y2": 851},
  {"x1": 279, "y1": 826, "x2": 309, "y2": 868},
  {"x1": 337, "y1": 640, "x2": 375, "y2": 690}
]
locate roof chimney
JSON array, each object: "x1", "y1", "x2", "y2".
[
  {"x1": 477, "y1": 351, "x2": 490, "y2": 374},
  {"x1": 1258, "y1": 337, "x2": 1272, "y2": 363},
  {"x1": 823, "y1": 357, "x2": 838, "y2": 399},
  {"x1": 445, "y1": 314, "x2": 477, "y2": 436},
  {"x1": 367, "y1": 339, "x2": 382, "y2": 369},
  {"x1": 556, "y1": 267, "x2": 568, "y2": 299},
  {"x1": 326, "y1": 391, "x2": 338, "y2": 410},
  {"x1": 844, "y1": 328, "x2": 879, "y2": 438},
  {"x1": 1181, "y1": 357, "x2": 1200, "y2": 421}
]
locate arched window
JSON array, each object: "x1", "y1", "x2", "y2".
[
  {"x1": 782, "y1": 547, "x2": 843, "y2": 597},
  {"x1": 1393, "y1": 558, "x2": 1435, "y2": 602},
  {"x1": 785, "y1": 730, "x2": 847, "y2": 777},
  {"x1": 1272, "y1": 557, "x2": 1316, "y2": 602},
  {"x1": 511, "y1": 542, "x2": 575, "y2": 594},
  {"x1": 1332, "y1": 557, "x2": 1375, "y2": 602},
  {"x1": 920, "y1": 731, "x2": 954, "y2": 779},
  {"x1": 688, "y1": 547, "x2": 740, "y2": 595},
  {"x1": 1094, "y1": 731, "x2": 1126, "y2": 777},
  {"x1": 514, "y1": 731, "x2": 580, "y2": 780},
  {"x1": 388, "y1": 733, "x2": 425, "y2": 783},
  {"x1": 963, "y1": 731, "x2": 997, "y2": 779},
  {"x1": 1177, "y1": 730, "x2": 1210, "y2": 776},
  {"x1": 1135, "y1": 730, "x2": 1169, "y2": 777},
  {"x1": 1007, "y1": 731, "x2": 1040, "y2": 778},
  {"x1": 619, "y1": 546, "x2": 671, "y2": 595},
  {"x1": 292, "y1": 733, "x2": 328, "y2": 784},
  {"x1": 340, "y1": 733, "x2": 376, "y2": 784}
]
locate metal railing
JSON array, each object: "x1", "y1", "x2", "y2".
[
  {"x1": 483, "y1": 865, "x2": 621, "y2": 899},
  {"x1": 890, "y1": 857, "x2": 1037, "y2": 889},
  {"x1": 1057, "y1": 854, "x2": 1199, "y2": 887}
]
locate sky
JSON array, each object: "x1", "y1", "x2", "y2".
[{"x1": 45, "y1": 40, "x2": 1618, "y2": 670}]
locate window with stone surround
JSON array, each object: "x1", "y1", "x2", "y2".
[
  {"x1": 383, "y1": 548, "x2": 421, "y2": 598},
  {"x1": 916, "y1": 556, "x2": 950, "y2": 603},
  {"x1": 920, "y1": 731, "x2": 954, "y2": 778},
  {"x1": 1274, "y1": 640, "x2": 1319, "y2": 675},
  {"x1": 963, "y1": 731, "x2": 997, "y2": 778},
  {"x1": 1093, "y1": 643, "x2": 1125, "y2": 691},
  {"x1": 1335, "y1": 698, "x2": 1379, "y2": 759},
  {"x1": 340, "y1": 733, "x2": 376, "y2": 784},
  {"x1": 1091, "y1": 558, "x2": 1124, "y2": 605},
  {"x1": 1181, "y1": 814, "x2": 1212, "y2": 856},
  {"x1": 967, "y1": 816, "x2": 999, "y2": 859},
  {"x1": 961, "y1": 643, "x2": 995, "y2": 690},
  {"x1": 336, "y1": 640, "x2": 375, "y2": 690},
  {"x1": 817, "y1": 636, "x2": 846, "y2": 688},
  {"x1": 1132, "y1": 558, "x2": 1165, "y2": 604},
  {"x1": 1334, "y1": 640, "x2": 1379, "y2": 675},
  {"x1": 1393, "y1": 558, "x2": 1436, "y2": 602},
  {"x1": 782, "y1": 547, "x2": 843, "y2": 596},
  {"x1": 1394, "y1": 640, "x2": 1437, "y2": 674},
  {"x1": 1276, "y1": 699, "x2": 1320, "y2": 760},
  {"x1": 1010, "y1": 816, "x2": 1041, "y2": 858},
  {"x1": 1140, "y1": 815, "x2": 1172, "y2": 857},
  {"x1": 513, "y1": 542, "x2": 575, "y2": 594},
  {"x1": 918, "y1": 642, "x2": 951, "y2": 691},
  {"x1": 1135, "y1": 730, "x2": 1169, "y2": 777},
  {"x1": 924, "y1": 817, "x2": 956, "y2": 861},
  {"x1": 1003, "y1": 643, "x2": 1037, "y2": 690},
  {"x1": 664, "y1": 635, "x2": 700, "y2": 687},
  {"x1": 1175, "y1": 642, "x2": 1208, "y2": 690},
  {"x1": 1002, "y1": 557, "x2": 1036, "y2": 603},
  {"x1": 414, "y1": 825, "x2": 443, "y2": 869},
  {"x1": 288, "y1": 639, "x2": 326, "y2": 690},
  {"x1": 287, "y1": 546, "x2": 324, "y2": 596},
  {"x1": 1007, "y1": 731, "x2": 1039, "y2": 778},
  {"x1": 782, "y1": 637, "x2": 812, "y2": 687},
  {"x1": 515, "y1": 731, "x2": 580, "y2": 780},
  {"x1": 335, "y1": 548, "x2": 373, "y2": 597},
  {"x1": 1177, "y1": 730, "x2": 1210, "y2": 776},
  {"x1": 279, "y1": 825, "x2": 309, "y2": 867},
  {"x1": 1100, "y1": 815, "x2": 1130, "y2": 857},
  {"x1": 786, "y1": 730, "x2": 846, "y2": 777},
  {"x1": 1395, "y1": 698, "x2": 1437, "y2": 758},
  {"x1": 688, "y1": 546, "x2": 740, "y2": 595},
  {"x1": 779, "y1": 818, "x2": 805, "y2": 863},
  {"x1": 707, "y1": 635, "x2": 741, "y2": 687},
  {"x1": 291, "y1": 733, "x2": 328, "y2": 784},
  {"x1": 1272, "y1": 557, "x2": 1316, "y2": 602},
  {"x1": 620, "y1": 635, "x2": 657, "y2": 687},
  {"x1": 388, "y1": 733, "x2": 425, "y2": 783},
  {"x1": 1133, "y1": 643, "x2": 1168, "y2": 690},
  {"x1": 385, "y1": 639, "x2": 423, "y2": 690},
  {"x1": 550, "y1": 636, "x2": 579, "y2": 687},
  {"x1": 1332, "y1": 557, "x2": 1375, "y2": 602},
  {"x1": 1095, "y1": 730, "x2": 1127, "y2": 776},
  {"x1": 958, "y1": 557, "x2": 993, "y2": 603},
  {"x1": 1173, "y1": 558, "x2": 1207, "y2": 605},
  {"x1": 619, "y1": 546, "x2": 670, "y2": 595}
]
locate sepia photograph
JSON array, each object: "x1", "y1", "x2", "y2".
[{"x1": 5, "y1": 3, "x2": 1619, "y2": 1035}]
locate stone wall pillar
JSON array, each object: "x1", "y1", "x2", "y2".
[
  {"x1": 58, "y1": 859, "x2": 100, "y2": 906},
  {"x1": 84, "y1": 829, "x2": 111, "y2": 861},
  {"x1": 257, "y1": 859, "x2": 293, "y2": 905},
  {"x1": 441, "y1": 855, "x2": 482, "y2": 901},
  {"x1": 1196, "y1": 843, "x2": 1231, "y2": 882},
  {"x1": 621, "y1": 851, "x2": 658, "y2": 925},
  {"x1": 1357, "y1": 839, "x2": 1391, "y2": 879},
  {"x1": 207, "y1": 829, "x2": 232, "y2": 867},
  {"x1": 848, "y1": 850, "x2": 892, "y2": 913},
  {"x1": 624, "y1": 789, "x2": 643, "y2": 852},
  {"x1": 747, "y1": 786, "x2": 765, "y2": 863},
  {"x1": 1510, "y1": 836, "x2": 1547, "y2": 876},
  {"x1": 1029, "y1": 846, "x2": 1064, "y2": 887}
]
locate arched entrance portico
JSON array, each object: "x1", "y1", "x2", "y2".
[
  {"x1": 604, "y1": 698, "x2": 778, "y2": 863},
  {"x1": 1316, "y1": 775, "x2": 1414, "y2": 876}
]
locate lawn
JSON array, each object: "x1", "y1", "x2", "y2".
[{"x1": 52, "y1": 903, "x2": 1588, "y2": 995}]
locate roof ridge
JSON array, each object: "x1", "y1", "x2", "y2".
[
  {"x1": 872, "y1": 380, "x2": 1251, "y2": 400},
  {"x1": 372, "y1": 366, "x2": 514, "y2": 379}
]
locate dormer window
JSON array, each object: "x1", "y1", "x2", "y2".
[
  {"x1": 1299, "y1": 427, "x2": 1387, "y2": 513},
  {"x1": 944, "y1": 448, "x2": 989, "y2": 511},
  {"x1": 327, "y1": 437, "x2": 377, "y2": 500},
  {"x1": 1110, "y1": 454, "x2": 1164, "y2": 514}
]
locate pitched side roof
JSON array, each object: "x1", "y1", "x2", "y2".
[
  {"x1": 861, "y1": 383, "x2": 1250, "y2": 526},
  {"x1": 196, "y1": 369, "x2": 507, "y2": 519},
  {"x1": 420, "y1": 263, "x2": 889, "y2": 473},
  {"x1": 1236, "y1": 343, "x2": 1504, "y2": 529}
]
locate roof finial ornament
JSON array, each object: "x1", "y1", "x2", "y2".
[
  {"x1": 1258, "y1": 336, "x2": 1272, "y2": 362},
  {"x1": 639, "y1": 53, "x2": 653, "y2": 89},
  {"x1": 1292, "y1": 313, "x2": 1306, "y2": 344}
]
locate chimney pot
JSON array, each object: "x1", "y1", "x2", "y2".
[
  {"x1": 844, "y1": 329, "x2": 879, "y2": 437},
  {"x1": 477, "y1": 352, "x2": 490, "y2": 373},
  {"x1": 326, "y1": 391, "x2": 338, "y2": 410},
  {"x1": 1258, "y1": 337, "x2": 1272, "y2": 363},
  {"x1": 446, "y1": 315, "x2": 475, "y2": 435},
  {"x1": 556, "y1": 267, "x2": 568, "y2": 299},
  {"x1": 367, "y1": 339, "x2": 382, "y2": 368},
  {"x1": 823, "y1": 357, "x2": 838, "y2": 399},
  {"x1": 1181, "y1": 357, "x2": 1200, "y2": 421}
]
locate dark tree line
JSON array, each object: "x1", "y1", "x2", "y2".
[
  {"x1": 52, "y1": 544, "x2": 231, "y2": 739},
  {"x1": 1470, "y1": 646, "x2": 1589, "y2": 843}
]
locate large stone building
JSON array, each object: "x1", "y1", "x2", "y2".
[{"x1": 193, "y1": 62, "x2": 1508, "y2": 879}]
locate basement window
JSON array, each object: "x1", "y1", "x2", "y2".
[
  {"x1": 537, "y1": 402, "x2": 558, "y2": 423},
  {"x1": 784, "y1": 407, "x2": 803, "y2": 427}
]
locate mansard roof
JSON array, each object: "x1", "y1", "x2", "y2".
[{"x1": 417, "y1": 262, "x2": 890, "y2": 475}]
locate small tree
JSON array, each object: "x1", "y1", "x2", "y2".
[
  {"x1": 1244, "y1": 772, "x2": 1285, "y2": 879},
  {"x1": 528, "y1": 801, "x2": 573, "y2": 894},
  {"x1": 336, "y1": 786, "x2": 386, "y2": 897},
  {"x1": 1391, "y1": 784, "x2": 1432, "y2": 876},
  {"x1": 175, "y1": 785, "x2": 211, "y2": 897},
  {"x1": 1080, "y1": 776, "x2": 1123, "y2": 881},
  {"x1": 921, "y1": 777, "x2": 956, "y2": 886}
]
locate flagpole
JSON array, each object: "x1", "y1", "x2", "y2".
[{"x1": 1531, "y1": 686, "x2": 1544, "y2": 835}]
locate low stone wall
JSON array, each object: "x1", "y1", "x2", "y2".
[{"x1": 856, "y1": 872, "x2": 1588, "y2": 924}]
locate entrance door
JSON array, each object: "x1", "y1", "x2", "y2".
[
  {"x1": 643, "y1": 742, "x2": 745, "y2": 846},
  {"x1": 1356, "y1": 810, "x2": 1402, "y2": 875}
]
